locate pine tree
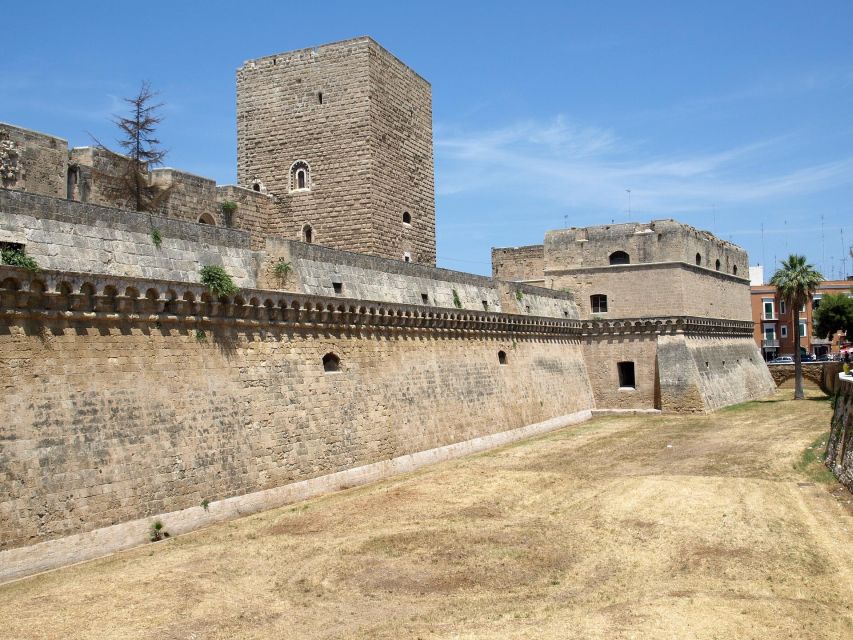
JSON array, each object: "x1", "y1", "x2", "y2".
[{"x1": 96, "y1": 81, "x2": 171, "y2": 211}]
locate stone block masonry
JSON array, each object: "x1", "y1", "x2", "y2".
[{"x1": 827, "y1": 374, "x2": 853, "y2": 492}]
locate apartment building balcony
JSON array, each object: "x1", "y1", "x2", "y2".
[
  {"x1": 762, "y1": 339, "x2": 780, "y2": 348},
  {"x1": 761, "y1": 313, "x2": 778, "y2": 321},
  {"x1": 810, "y1": 337, "x2": 832, "y2": 346}
]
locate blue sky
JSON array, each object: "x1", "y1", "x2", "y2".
[{"x1": 3, "y1": 1, "x2": 853, "y2": 279}]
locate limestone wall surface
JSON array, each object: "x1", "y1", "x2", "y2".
[
  {"x1": 657, "y1": 335, "x2": 775, "y2": 412},
  {"x1": 827, "y1": 375, "x2": 853, "y2": 492},
  {"x1": 0, "y1": 269, "x2": 594, "y2": 565},
  {"x1": 262, "y1": 238, "x2": 580, "y2": 317},
  {"x1": 0, "y1": 190, "x2": 259, "y2": 287},
  {"x1": 0, "y1": 123, "x2": 67, "y2": 198},
  {"x1": 491, "y1": 244, "x2": 544, "y2": 281},
  {"x1": 550, "y1": 262, "x2": 752, "y2": 321}
]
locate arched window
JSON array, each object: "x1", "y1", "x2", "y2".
[
  {"x1": 290, "y1": 161, "x2": 311, "y2": 192},
  {"x1": 695, "y1": 253, "x2": 702, "y2": 266},
  {"x1": 591, "y1": 294, "x2": 608, "y2": 313},
  {"x1": 498, "y1": 350, "x2": 508, "y2": 365},
  {"x1": 197, "y1": 213, "x2": 215, "y2": 225},
  {"x1": 609, "y1": 251, "x2": 630, "y2": 265},
  {"x1": 403, "y1": 252, "x2": 411, "y2": 263},
  {"x1": 252, "y1": 183, "x2": 260, "y2": 192},
  {"x1": 251, "y1": 180, "x2": 264, "y2": 193},
  {"x1": 302, "y1": 224, "x2": 314, "y2": 244},
  {"x1": 403, "y1": 211, "x2": 412, "y2": 224},
  {"x1": 322, "y1": 352, "x2": 340, "y2": 373},
  {"x1": 715, "y1": 259, "x2": 721, "y2": 271}
]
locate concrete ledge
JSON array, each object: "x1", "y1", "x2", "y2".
[{"x1": 0, "y1": 408, "x2": 592, "y2": 585}]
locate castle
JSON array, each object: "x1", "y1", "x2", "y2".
[{"x1": 0, "y1": 36, "x2": 775, "y2": 582}]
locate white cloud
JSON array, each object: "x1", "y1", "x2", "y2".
[{"x1": 435, "y1": 115, "x2": 853, "y2": 215}]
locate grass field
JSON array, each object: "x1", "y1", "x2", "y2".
[{"x1": 1, "y1": 387, "x2": 852, "y2": 639}]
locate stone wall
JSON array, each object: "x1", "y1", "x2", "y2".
[
  {"x1": 150, "y1": 168, "x2": 220, "y2": 225},
  {"x1": 237, "y1": 37, "x2": 436, "y2": 264},
  {"x1": 0, "y1": 266, "x2": 594, "y2": 578},
  {"x1": 827, "y1": 374, "x2": 853, "y2": 492},
  {"x1": 0, "y1": 190, "x2": 259, "y2": 287},
  {"x1": 216, "y1": 185, "x2": 274, "y2": 249},
  {"x1": 550, "y1": 262, "x2": 752, "y2": 320},
  {"x1": 260, "y1": 238, "x2": 579, "y2": 317},
  {"x1": 491, "y1": 244, "x2": 544, "y2": 281},
  {"x1": 768, "y1": 362, "x2": 843, "y2": 395},
  {"x1": 543, "y1": 219, "x2": 747, "y2": 276},
  {"x1": 0, "y1": 123, "x2": 67, "y2": 198}
]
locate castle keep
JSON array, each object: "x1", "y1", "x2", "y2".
[{"x1": 0, "y1": 36, "x2": 774, "y2": 582}]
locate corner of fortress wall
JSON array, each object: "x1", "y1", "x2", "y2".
[{"x1": 657, "y1": 334, "x2": 775, "y2": 412}]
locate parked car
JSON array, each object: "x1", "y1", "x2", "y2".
[
  {"x1": 769, "y1": 356, "x2": 794, "y2": 364},
  {"x1": 801, "y1": 353, "x2": 816, "y2": 362},
  {"x1": 817, "y1": 354, "x2": 834, "y2": 362}
]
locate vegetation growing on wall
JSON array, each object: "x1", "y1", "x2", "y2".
[
  {"x1": 200, "y1": 265, "x2": 238, "y2": 297},
  {"x1": 451, "y1": 289, "x2": 462, "y2": 309},
  {"x1": 273, "y1": 259, "x2": 292, "y2": 280},
  {"x1": 150, "y1": 227, "x2": 162, "y2": 249},
  {"x1": 0, "y1": 245, "x2": 39, "y2": 271}
]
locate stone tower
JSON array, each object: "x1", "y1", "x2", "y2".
[{"x1": 237, "y1": 37, "x2": 436, "y2": 265}]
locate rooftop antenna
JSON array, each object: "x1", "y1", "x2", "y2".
[
  {"x1": 626, "y1": 189, "x2": 631, "y2": 220},
  {"x1": 761, "y1": 221, "x2": 765, "y2": 272},
  {"x1": 821, "y1": 214, "x2": 825, "y2": 275},
  {"x1": 842, "y1": 228, "x2": 848, "y2": 279}
]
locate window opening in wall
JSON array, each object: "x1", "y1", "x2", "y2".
[
  {"x1": 498, "y1": 350, "x2": 508, "y2": 365},
  {"x1": 695, "y1": 253, "x2": 702, "y2": 266},
  {"x1": 781, "y1": 325, "x2": 788, "y2": 338},
  {"x1": 525, "y1": 305, "x2": 531, "y2": 313},
  {"x1": 780, "y1": 300, "x2": 786, "y2": 315},
  {"x1": 421, "y1": 293, "x2": 429, "y2": 304},
  {"x1": 318, "y1": 91, "x2": 323, "y2": 104},
  {"x1": 332, "y1": 282, "x2": 343, "y2": 295},
  {"x1": 617, "y1": 361, "x2": 636, "y2": 389},
  {"x1": 403, "y1": 211, "x2": 411, "y2": 224},
  {"x1": 290, "y1": 161, "x2": 310, "y2": 191},
  {"x1": 733, "y1": 265, "x2": 738, "y2": 275},
  {"x1": 609, "y1": 251, "x2": 630, "y2": 265},
  {"x1": 253, "y1": 183, "x2": 260, "y2": 192},
  {"x1": 302, "y1": 224, "x2": 313, "y2": 243},
  {"x1": 715, "y1": 259, "x2": 721, "y2": 271},
  {"x1": 322, "y1": 352, "x2": 340, "y2": 373},
  {"x1": 482, "y1": 300, "x2": 489, "y2": 310},
  {"x1": 403, "y1": 252, "x2": 411, "y2": 263},
  {"x1": 590, "y1": 294, "x2": 608, "y2": 313},
  {"x1": 197, "y1": 213, "x2": 215, "y2": 225}
]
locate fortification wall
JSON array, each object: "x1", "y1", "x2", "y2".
[
  {"x1": 550, "y1": 262, "x2": 751, "y2": 320},
  {"x1": 491, "y1": 245, "x2": 544, "y2": 281},
  {"x1": 0, "y1": 266, "x2": 594, "y2": 580},
  {"x1": 543, "y1": 219, "x2": 747, "y2": 276},
  {"x1": 216, "y1": 185, "x2": 274, "y2": 249},
  {"x1": 0, "y1": 123, "x2": 67, "y2": 198},
  {"x1": 261, "y1": 239, "x2": 580, "y2": 317},
  {"x1": 656, "y1": 334, "x2": 775, "y2": 412},
  {"x1": 0, "y1": 190, "x2": 259, "y2": 287},
  {"x1": 827, "y1": 374, "x2": 853, "y2": 492},
  {"x1": 150, "y1": 168, "x2": 220, "y2": 225}
]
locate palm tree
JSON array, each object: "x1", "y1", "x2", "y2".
[{"x1": 770, "y1": 255, "x2": 824, "y2": 399}]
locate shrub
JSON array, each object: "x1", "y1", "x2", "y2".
[
  {"x1": 201, "y1": 498, "x2": 210, "y2": 511},
  {"x1": 0, "y1": 246, "x2": 39, "y2": 272},
  {"x1": 274, "y1": 259, "x2": 292, "y2": 279},
  {"x1": 195, "y1": 329, "x2": 207, "y2": 342},
  {"x1": 200, "y1": 265, "x2": 238, "y2": 297},
  {"x1": 149, "y1": 520, "x2": 170, "y2": 542},
  {"x1": 220, "y1": 200, "x2": 238, "y2": 214},
  {"x1": 150, "y1": 227, "x2": 162, "y2": 249},
  {"x1": 451, "y1": 288, "x2": 462, "y2": 309},
  {"x1": 515, "y1": 289, "x2": 524, "y2": 301}
]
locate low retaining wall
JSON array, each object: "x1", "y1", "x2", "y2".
[
  {"x1": 827, "y1": 373, "x2": 853, "y2": 492},
  {"x1": 768, "y1": 361, "x2": 843, "y2": 395}
]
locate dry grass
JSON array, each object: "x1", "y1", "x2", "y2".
[{"x1": 2, "y1": 387, "x2": 853, "y2": 639}]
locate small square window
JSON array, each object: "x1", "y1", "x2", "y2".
[
  {"x1": 332, "y1": 282, "x2": 343, "y2": 295},
  {"x1": 421, "y1": 293, "x2": 429, "y2": 304},
  {"x1": 482, "y1": 300, "x2": 489, "y2": 310}
]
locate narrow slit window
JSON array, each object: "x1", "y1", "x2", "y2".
[{"x1": 403, "y1": 211, "x2": 411, "y2": 224}]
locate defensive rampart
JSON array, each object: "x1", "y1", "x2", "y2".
[
  {"x1": 768, "y1": 361, "x2": 843, "y2": 395},
  {"x1": 827, "y1": 373, "x2": 853, "y2": 492},
  {"x1": 0, "y1": 265, "x2": 774, "y2": 581}
]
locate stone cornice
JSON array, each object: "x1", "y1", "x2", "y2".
[{"x1": 0, "y1": 266, "x2": 755, "y2": 338}]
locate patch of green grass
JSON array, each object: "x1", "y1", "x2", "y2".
[{"x1": 794, "y1": 434, "x2": 835, "y2": 484}]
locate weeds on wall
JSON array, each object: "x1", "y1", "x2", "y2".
[
  {"x1": 195, "y1": 329, "x2": 207, "y2": 342},
  {"x1": 201, "y1": 499, "x2": 210, "y2": 511},
  {"x1": 200, "y1": 265, "x2": 238, "y2": 297},
  {"x1": 150, "y1": 227, "x2": 162, "y2": 249},
  {"x1": 451, "y1": 289, "x2": 462, "y2": 309},
  {"x1": 0, "y1": 245, "x2": 39, "y2": 272},
  {"x1": 274, "y1": 259, "x2": 292, "y2": 280},
  {"x1": 220, "y1": 200, "x2": 238, "y2": 227},
  {"x1": 149, "y1": 520, "x2": 170, "y2": 542},
  {"x1": 515, "y1": 290, "x2": 524, "y2": 301}
]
